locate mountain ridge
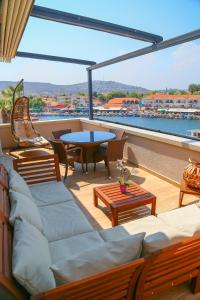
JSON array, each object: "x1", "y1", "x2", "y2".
[{"x1": 0, "y1": 80, "x2": 149, "y2": 96}]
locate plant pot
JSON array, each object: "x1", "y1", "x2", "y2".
[
  {"x1": 183, "y1": 158, "x2": 200, "y2": 189},
  {"x1": 120, "y1": 184, "x2": 127, "y2": 193}
]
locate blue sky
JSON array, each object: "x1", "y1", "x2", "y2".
[{"x1": 1, "y1": 0, "x2": 200, "y2": 89}]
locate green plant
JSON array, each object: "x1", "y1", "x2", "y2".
[{"x1": 116, "y1": 160, "x2": 132, "y2": 186}]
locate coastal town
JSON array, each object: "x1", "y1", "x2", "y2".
[{"x1": 31, "y1": 91, "x2": 200, "y2": 120}]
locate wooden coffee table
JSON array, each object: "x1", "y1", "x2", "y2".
[{"x1": 93, "y1": 182, "x2": 156, "y2": 226}]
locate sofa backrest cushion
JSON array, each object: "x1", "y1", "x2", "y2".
[
  {"x1": 9, "y1": 190, "x2": 43, "y2": 232},
  {"x1": 9, "y1": 169, "x2": 32, "y2": 198},
  {"x1": 99, "y1": 215, "x2": 190, "y2": 255},
  {"x1": 157, "y1": 204, "x2": 200, "y2": 237},
  {"x1": 51, "y1": 232, "x2": 145, "y2": 285},
  {"x1": 13, "y1": 218, "x2": 55, "y2": 296}
]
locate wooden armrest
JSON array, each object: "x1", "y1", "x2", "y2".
[
  {"x1": 13, "y1": 154, "x2": 61, "y2": 185},
  {"x1": 32, "y1": 259, "x2": 144, "y2": 300}
]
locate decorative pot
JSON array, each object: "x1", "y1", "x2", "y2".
[
  {"x1": 183, "y1": 158, "x2": 200, "y2": 189},
  {"x1": 120, "y1": 184, "x2": 127, "y2": 193}
]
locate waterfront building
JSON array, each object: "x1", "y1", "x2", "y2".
[
  {"x1": 142, "y1": 94, "x2": 200, "y2": 109},
  {"x1": 103, "y1": 97, "x2": 140, "y2": 110}
]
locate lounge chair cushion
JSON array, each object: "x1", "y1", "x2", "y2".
[
  {"x1": 51, "y1": 233, "x2": 145, "y2": 284},
  {"x1": 39, "y1": 201, "x2": 94, "y2": 242},
  {"x1": 13, "y1": 218, "x2": 55, "y2": 296},
  {"x1": 49, "y1": 231, "x2": 104, "y2": 263},
  {"x1": 157, "y1": 204, "x2": 200, "y2": 236},
  {"x1": 29, "y1": 181, "x2": 74, "y2": 207},
  {"x1": 9, "y1": 169, "x2": 32, "y2": 198},
  {"x1": 99, "y1": 215, "x2": 190, "y2": 255},
  {"x1": 9, "y1": 190, "x2": 43, "y2": 232}
]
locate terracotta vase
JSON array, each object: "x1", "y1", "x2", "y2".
[
  {"x1": 183, "y1": 158, "x2": 200, "y2": 189},
  {"x1": 120, "y1": 184, "x2": 127, "y2": 193}
]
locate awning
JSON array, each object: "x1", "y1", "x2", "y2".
[{"x1": 0, "y1": 0, "x2": 34, "y2": 62}]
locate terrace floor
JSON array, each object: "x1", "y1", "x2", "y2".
[{"x1": 60, "y1": 161, "x2": 200, "y2": 300}]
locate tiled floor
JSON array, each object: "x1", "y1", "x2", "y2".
[{"x1": 61, "y1": 161, "x2": 200, "y2": 300}]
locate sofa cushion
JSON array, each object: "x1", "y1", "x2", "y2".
[
  {"x1": 29, "y1": 181, "x2": 74, "y2": 207},
  {"x1": 9, "y1": 190, "x2": 43, "y2": 232},
  {"x1": 39, "y1": 201, "x2": 93, "y2": 242},
  {"x1": 49, "y1": 231, "x2": 104, "y2": 263},
  {"x1": 9, "y1": 169, "x2": 32, "y2": 198},
  {"x1": 157, "y1": 204, "x2": 200, "y2": 236},
  {"x1": 51, "y1": 233, "x2": 145, "y2": 285},
  {"x1": 0, "y1": 154, "x2": 13, "y2": 172},
  {"x1": 13, "y1": 218, "x2": 55, "y2": 296},
  {"x1": 99, "y1": 215, "x2": 190, "y2": 255}
]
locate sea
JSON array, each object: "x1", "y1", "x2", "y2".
[{"x1": 38, "y1": 114, "x2": 200, "y2": 138}]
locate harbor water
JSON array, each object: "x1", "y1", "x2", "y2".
[{"x1": 38, "y1": 114, "x2": 200, "y2": 137}]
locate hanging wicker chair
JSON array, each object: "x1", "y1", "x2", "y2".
[{"x1": 11, "y1": 96, "x2": 49, "y2": 148}]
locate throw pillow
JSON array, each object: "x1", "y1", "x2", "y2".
[
  {"x1": 9, "y1": 190, "x2": 43, "y2": 232},
  {"x1": 13, "y1": 218, "x2": 55, "y2": 295},
  {"x1": 9, "y1": 169, "x2": 32, "y2": 198}
]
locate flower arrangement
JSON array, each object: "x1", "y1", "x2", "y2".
[{"x1": 116, "y1": 160, "x2": 133, "y2": 192}]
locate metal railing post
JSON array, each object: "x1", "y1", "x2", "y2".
[{"x1": 88, "y1": 69, "x2": 93, "y2": 120}]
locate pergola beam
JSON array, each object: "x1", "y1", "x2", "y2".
[
  {"x1": 31, "y1": 5, "x2": 163, "y2": 44},
  {"x1": 16, "y1": 51, "x2": 96, "y2": 66},
  {"x1": 88, "y1": 29, "x2": 200, "y2": 70}
]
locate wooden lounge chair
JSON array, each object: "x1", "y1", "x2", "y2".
[{"x1": 11, "y1": 96, "x2": 49, "y2": 148}]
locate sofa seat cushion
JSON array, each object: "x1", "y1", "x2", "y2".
[
  {"x1": 13, "y1": 218, "x2": 55, "y2": 296},
  {"x1": 157, "y1": 204, "x2": 200, "y2": 236},
  {"x1": 9, "y1": 169, "x2": 32, "y2": 198},
  {"x1": 29, "y1": 181, "x2": 74, "y2": 207},
  {"x1": 51, "y1": 233, "x2": 145, "y2": 285},
  {"x1": 99, "y1": 215, "x2": 190, "y2": 255},
  {"x1": 9, "y1": 190, "x2": 43, "y2": 232},
  {"x1": 49, "y1": 231, "x2": 104, "y2": 263},
  {"x1": 39, "y1": 202, "x2": 94, "y2": 242}
]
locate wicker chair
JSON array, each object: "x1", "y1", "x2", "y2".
[
  {"x1": 11, "y1": 96, "x2": 49, "y2": 148},
  {"x1": 48, "y1": 138, "x2": 81, "y2": 181},
  {"x1": 52, "y1": 129, "x2": 76, "y2": 150},
  {"x1": 94, "y1": 136, "x2": 128, "y2": 178},
  {"x1": 101, "y1": 129, "x2": 126, "y2": 150}
]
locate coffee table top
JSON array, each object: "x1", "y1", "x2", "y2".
[{"x1": 94, "y1": 182, "x2": 156, "y2": 209}]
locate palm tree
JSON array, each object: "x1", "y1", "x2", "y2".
[{"x1": 0, "y1": 83, "x2": 23, "y2": 123}]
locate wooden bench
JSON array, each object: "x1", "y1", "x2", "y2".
[{"x1": 1, "y1": 155, "x2": 200, "y2": 299}]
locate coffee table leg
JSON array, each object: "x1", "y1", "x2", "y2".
[
  {"x1": 151, "y1": 198, "x2": 156, "y2": 215},
  {"x1": 111, "y1": 208, "x2": 118, "y2": 227},
  {"x1": 179, "y1": 191, "x2": 184, "y2": 208},
  {"x1": 93, "y1": 191, "x2": 98, "y2": 207}
]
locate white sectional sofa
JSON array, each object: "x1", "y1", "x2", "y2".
[{"x1": 1, "y1": 154, "x2": 200, "y2": 300}]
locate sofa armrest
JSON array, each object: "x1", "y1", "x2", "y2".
[
  {"x1": 31, "y1": 258, "x2": 144, "y2": 300},
  {"x1": 13, "y1": 154, "x2": 61, "y2": 185}
]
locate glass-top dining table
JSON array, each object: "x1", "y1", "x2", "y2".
[{"x1": 60, "y1": 131, "x2": 116, "y2": 173}]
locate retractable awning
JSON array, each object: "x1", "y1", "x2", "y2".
[{"x1": 0, "y1": 0, "x2": 34, "y2": 62}]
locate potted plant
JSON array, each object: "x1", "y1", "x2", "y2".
[{"x1": 117, "y1": 160, "x2": 132, "y2": 193}]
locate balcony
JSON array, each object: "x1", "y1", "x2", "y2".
[{"x1": 1, "y1": 117, "x2": 200, "y2": 299}]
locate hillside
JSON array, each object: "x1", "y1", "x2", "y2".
[{"x1": 0, "y1": 80, "x2": 149, "y2": 96}]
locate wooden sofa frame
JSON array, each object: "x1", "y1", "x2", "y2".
[
  {"x1": 0, "y1": 155, "x2": 144, "y2": 300},
  {"x1": 1, "y1": 154, "x2": 200, "y2": 299}
]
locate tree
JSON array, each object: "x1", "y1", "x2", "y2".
[
  {"x1": 0, "y1": 83, "x2": 23, "y2": 123},
  {"x1": 29, "y1": 97, "x2": 45, "y2": 110},
  {"x1": 107, "y1": 91, "x2": 126, "y2": 100},
  {"x1": 188, "y1": 84, "x2": 200, "y2": 94}
]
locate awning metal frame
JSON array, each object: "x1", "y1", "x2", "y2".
[{"x1": 2, "y1": 4, "x2": 200, "y2": 120}]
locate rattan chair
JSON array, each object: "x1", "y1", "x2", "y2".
[
  {"x1": 48, "y1": 138, "x2": 81, "y2": 181},
  {"x1": 52, "y1": 129, "x2": 77, "y2": 150},
  {"x1": 94, "y1": 136, "x2": 128, "y2": 178},
  {"x1": 11, "y1": 96, "x2": 49, "y2": 148}
]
